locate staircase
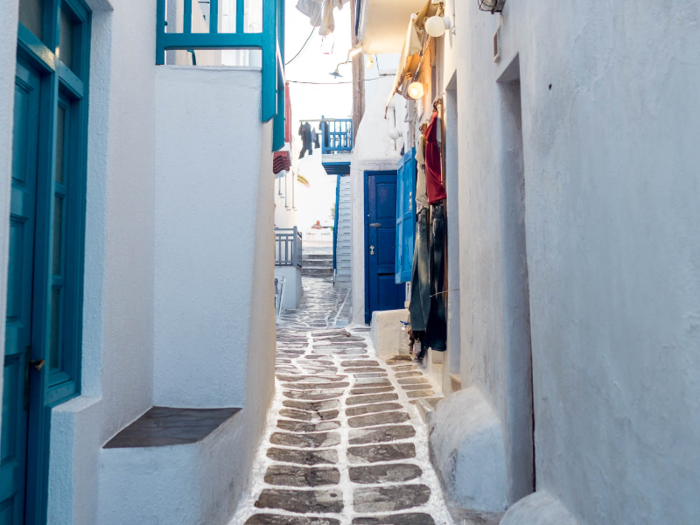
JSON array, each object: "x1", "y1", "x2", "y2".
[{"x1": 302, "y1": 252, "x2": 333, "y2": 278}]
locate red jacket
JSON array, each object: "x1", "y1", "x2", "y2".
[{"x1": 425, "y1": 111, "x2": 447, "y2": 204}]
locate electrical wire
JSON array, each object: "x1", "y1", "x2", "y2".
[
  {"x1": 287, "y1": 75, "x2": 392, "y2": 85},
  {"x1": 285, "y1": 27, "x2": 316, "y2": 65}
]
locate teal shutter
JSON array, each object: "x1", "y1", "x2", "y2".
[{"x1": 395, "y1": 148, "x2": 416, "y2": 283}]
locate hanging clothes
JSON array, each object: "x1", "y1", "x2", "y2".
[
  {"x1": 415, "y1": 134, "x2": 429, "y2": 214},
  {"x1": 409, "y1": 208, "x2": 430, "y2": 334},
  {"x1": 311, "y1": 128, "x2": 320, "y2": 149},
  {"x1": 425, "y1": 111, "x2": 447, "y2": 204},
  {"x1": 295, "y1": 0, "x2": 323, "y2": 27},
  {"x1": 424, "y1": 201, "x2": 447, "y2": 351},
  {"x1": 298, "y1": 122, "x2": 313, "y2": 159}
]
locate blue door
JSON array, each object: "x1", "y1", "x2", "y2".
[
  {"x1": 1, "y1": 57, "x2": 41, "y2": 525},
  {"x1": 364, "y1": 171, "x2": 404, "y2": 324}
]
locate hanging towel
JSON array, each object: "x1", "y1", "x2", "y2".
[{"x1": 415, "y1": 134, "x2": 429, "y2": 213}]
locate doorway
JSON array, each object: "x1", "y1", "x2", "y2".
[
  {"x1": 363, "y1": 171, "x2": 404, "y2": 324},
  {"x1": 2, "y1": 1, "x2": 91, "y2": 522},
  {"x1": 497, "y1": 55, "x2": 536, "y2": 501}
]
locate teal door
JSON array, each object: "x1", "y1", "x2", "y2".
[{"x1": 1, "y1": 57, "x2": 42, "y2": 525}]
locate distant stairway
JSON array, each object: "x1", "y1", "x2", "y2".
[{"x1": 302, "y1": 253, "x2": 333, "y2": 278}]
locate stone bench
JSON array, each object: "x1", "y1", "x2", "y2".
[{"x1": 98, "y1": 406, "x2": 243, "y2": 525}]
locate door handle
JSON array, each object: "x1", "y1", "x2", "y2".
[
  {"x1": 369, "y1": 223, "x2": 381, "y2": 228},
  {"x1": 31, "y1": 359, "x2": 45, "y2": 372},
  {"x1": 370, "y1": 245, "x2": 375, "y2": 255}
]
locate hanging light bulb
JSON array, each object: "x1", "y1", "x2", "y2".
[
  {"x1": 366, "y1": 55, "x2": 375, "y2": 69},
  {"x1": 424, "y1": 15, "x2": 452, "y2": 38},
  {"x1": 389, "y1": 128, "x2": 401, "y2": 140},
  {"x1": 407, "y1": 82, "x2": 424, "y2": 100}
]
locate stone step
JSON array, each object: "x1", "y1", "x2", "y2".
[
  {"x1": 412, "y1": 396, "x2": 444, "y2": 424},
  {"x1": 303, "y1": 268, "x2": 334, "y2": 278}
]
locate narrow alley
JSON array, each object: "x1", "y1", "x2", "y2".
[{"x1": 233, "y1": 270, "x2": 457, "y2": 524}]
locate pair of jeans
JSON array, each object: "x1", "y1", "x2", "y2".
[
  {"x1": 409, "y1": 209, "x2": 430, "y2": 333},
  {"x1": 425, "y1": 201, "x2": 447, "y2": 351}
]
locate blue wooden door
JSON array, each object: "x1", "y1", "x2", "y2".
[
  {"x1": 1, "y1": 57, "x2": 42, "y2": 525},
  {"x1": 364, "y1": 171, "x2": 404, "y2": 324},
  {"x1": 395, "y1": 148, "x2": 416, "y2": 283}
]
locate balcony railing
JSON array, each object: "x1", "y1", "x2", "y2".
[
  {"x1": 275, "y1": 227, "x2": 302, "y2": 268},
  {"x1": 155, "y1": 0, "x2": 286, "y2": 151},
  {"x1": 320, "y1": 118, "x2": 353, "y2": 154}
]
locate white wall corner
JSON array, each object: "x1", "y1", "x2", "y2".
[
  {"x1": 428, "y1": 386, "x2": 508, "y2": 512},
  {"x1": 499, "y1": 491, "x2": 579, "y2": 525}
]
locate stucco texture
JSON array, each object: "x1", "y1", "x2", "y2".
[{"x1": 447, "y1": 1, "x2": 700, "y2": 523}]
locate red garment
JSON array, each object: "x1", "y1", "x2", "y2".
[{"x1": 425, "y1": 111, "x2": 446, "y2": 203}]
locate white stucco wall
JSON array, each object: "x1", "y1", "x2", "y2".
[
  {"x1": 154, "y1": 66, "x2": 271, "y2": 409},
  {"x1": 350, "y1": 76, "x2": 404, "y2": 324},
  {"x1": 448, "y1": 1, "x2": 700, "y2": 523}
]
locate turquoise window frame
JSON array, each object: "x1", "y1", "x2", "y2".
[
  {"x1": 15, "y1": 0, "x2": 91, "y2": 521},
  {"x1": 155, "y1": 0, "x2": 286, "y2": 151}
]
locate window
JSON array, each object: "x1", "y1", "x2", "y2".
[{"x1": 16, "y1": 0, "x2": 91, "y2": 403}]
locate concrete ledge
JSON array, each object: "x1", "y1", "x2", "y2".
[
  {"x1": 428, "y1": 387, "x2": 508, "y2": 512},
  {"x1": 275, "y1": 266, "x2": 302, "y2": 311},
  {"x1": 499, "y1": 491, "x2": 579, "y2": 525},
  {"x1": 98, "y1": 408, "x2": 245, "y2": 524},
  {"x1": 370, "y1": 309, "x2": 409, "y2": 358}
]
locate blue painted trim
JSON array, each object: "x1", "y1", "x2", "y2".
[
  {"x1": 236, "y1": 0, "x2": 245, "y2": 33},
  {"x1": 160, "y1": 31, "x2": 263, "y2": 49},
  {"x1": 183, "y1": 0, "x2": 192, "y2": 33},
  {"x1": 322, "y1": 161, "x2": 351, "y2": 176},
  {"x1": 209, "y1": 0, "x2": 219, "y2": 33},
  {"x1": 363, "y1": 171, "x2": 370, "y2": 324},
  {"x1": 333, "y1": 176, "x2": 340, "y2": 271}
]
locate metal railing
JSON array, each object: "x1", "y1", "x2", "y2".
[
  {"x1": 275, "y1": 227, "x2": 302, "y2": 268},
  {"x1": 320, "y1": 118, "x2": 353, "y2": 154},
  {"x1": 155, "y1": 0, "x2": 286, "y2": 151}
]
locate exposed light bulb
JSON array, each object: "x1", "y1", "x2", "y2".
[
  {"x1": 366, "y1": 55, "x2": 375, "y2": 69},
  {"x1": 389, "y1": 128, "x2": 401, "y2": 140},
  {"x1": 407, "y1": 82, "x2": 424, "y2": 100},
  {"x1": 425, "y1": 16, "x2": 452, "y2": 38}
]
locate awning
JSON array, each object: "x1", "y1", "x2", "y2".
[
  {"x1": 385, "y1": 1, "x2": 441, "y2": 112},
  {"x1": 355, "y1": 0, "x2": 427, "y2": 54},
  {"x1": 273, "y1": 151, "x2": 291, "y2": 175}
]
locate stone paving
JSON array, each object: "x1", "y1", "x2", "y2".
[{"x1": 232, "y1": 277, "x2": 455, "y2": 525}]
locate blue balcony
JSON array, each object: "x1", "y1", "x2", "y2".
[
  {"x1": 320, "y1": 118, "x2": 353, "y2": 176},
  {"x1": 155, "y1": 0, "x2": 286, "y2": 151},
  {"x1": 320, "y1": 118, "x2": 353, "y2": 154}
]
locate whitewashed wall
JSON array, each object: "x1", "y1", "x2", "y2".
[
  {"x1": 444, "y1": 0, "x2": 700, "y2": 522},
  {"x1": 154, "y1": 66, "x2": 273, "y2": 409}
]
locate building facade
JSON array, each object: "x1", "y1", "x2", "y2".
[
  {"x1": 352, "y1": 0, "x2": 700, "y2": 523},
  {"x1": 0, "y1": 0, "x2": 284, "y2": 523}
]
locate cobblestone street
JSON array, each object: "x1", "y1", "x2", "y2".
[{"x1": 232, "y1": 276, "x2": 455, "y2": 524}]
